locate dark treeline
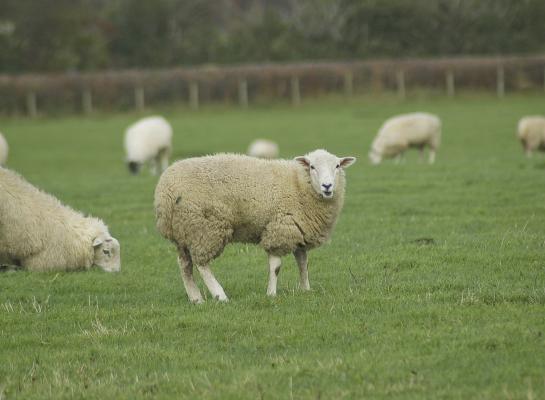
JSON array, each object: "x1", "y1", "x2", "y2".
[{"x1": 1, "y1": 0, "x2": 544, "y2": 73}]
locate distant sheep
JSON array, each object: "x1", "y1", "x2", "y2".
[
  {"x1": 124, "y1": 116, "x2": 172, "y2": 175},
  {"x1": 0, "y1": 132, "x2": 8, "y2": 166},
  {"x1": 517, "y1": 116, "x2": 545, "y2": 157},
  {"x1": 369, "y1": 112, "x2": 441, "y2": 164},
  {"x1": 247, "y1": 139, "x2": 279, "y2": 159},
  {"x1": 0, "y1": 167, "x2": 120, "y2": 272},
  {"x1": 154, "y1": 149, "x2": 356, "y2": 303}
]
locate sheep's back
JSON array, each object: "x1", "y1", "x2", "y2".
[{"x1": 380, "y1": 113, "x2": 440, "y2": 145}]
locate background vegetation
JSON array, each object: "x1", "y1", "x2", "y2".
[
  {"x1": 1, "y1": 94, "x2": 544, "y2": 398},
  {"x1": 1, "y1": 0, "x2": 545, "y2": 73}
]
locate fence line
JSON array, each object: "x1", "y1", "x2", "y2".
[{"x1": 1, "y1": 55, "x2": 545, "y2": 115}]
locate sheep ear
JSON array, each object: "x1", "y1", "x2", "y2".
[
  {"x1": 294, "y1": 156, "x2": 310, "y2": 168},
  {"x1": 339, "y1": 157, "x2": 356, "y2": 169},
  {"x1": 92, "y1": 238, "x2": 103, "y2": 248}
]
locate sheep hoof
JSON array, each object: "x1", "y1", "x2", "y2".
[{"x1": 215, "y1": 295, "x2": 229, "y2": 302}]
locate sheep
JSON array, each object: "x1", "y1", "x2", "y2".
[
  {"x1": 154, "y1": 149, "x2": 356, "y2": 303},
  {"x1": 247, "y1": 139, "x2": 279, "y2": 159},
  {"x1": 517, "y1": 116, "x2": 545, "y2": 157},
  {"x1": 0, "y1": 132, "x2": 8, "y2": 166},
  {"x1": 0, "y1": 167, "x2": 120, "y2": 272},
  {"x1": 124, "y1": 116, "x2": 172, "y2": 175},
  {"x1": 369, "y1": 112, "x2": 441, "y2": 164}
]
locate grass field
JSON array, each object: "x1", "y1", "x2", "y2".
[{"x1": 1, "y1": 94, "x2": 544, "y2": 399}]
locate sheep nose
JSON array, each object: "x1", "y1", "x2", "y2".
[{"x1": 322, "y1": 183, "x2": 332, "y2": 190}]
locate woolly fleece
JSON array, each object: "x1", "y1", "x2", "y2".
[
  {"x1": 0, "y1": 167, "x2": 115, "y2": 271},
  {"x1": 124, "y1": 116, "x2": 172, "y2": 164},
  {"x1": 371, "y1": 112, "x2": 441, "y2": 159},
  {"x1": 517, "y1": 116, "x2": 545, "y2": 154},
  {"x1": 154, "y1": 153, "x2": 347, "y2": 266}
]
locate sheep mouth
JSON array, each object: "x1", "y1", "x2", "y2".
[{"x1": 322, "y1": 190, "x2": 333, "y2": 198}]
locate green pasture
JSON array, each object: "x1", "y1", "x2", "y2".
[{"x1": 1, "y1": 94, "x2": 544, "y2": 399}]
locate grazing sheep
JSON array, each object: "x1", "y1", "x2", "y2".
[
  {"x1": 369, "y1": 112, "x2": 441, "y2": 164},
  {"x1": 0, "y1": 132, "x2": 8, "y2": 166},
  {"x1": 517, "y1": 116, "x2": 545, "y2": 157},
  {"x1": 124, "y1": 116, "x2": 172, "y2": 175},
  {"x1": 154, "y1": 149, "x2": 356, "y2": 303},
  {"x1": 247, "y1": 139, "x2": 279, "y2": 159},
  {"x1": 0, "y1": 167, "x2": 120, "y2": 272}
]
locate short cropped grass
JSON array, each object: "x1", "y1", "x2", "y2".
[{"x1": 1, "y1": 93, "x2": 544, "y2": 399}]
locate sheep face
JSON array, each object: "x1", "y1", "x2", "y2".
[
  {"x1": 93, "y1": 236, "x2": 121, "y2": 272},
  {"x1": 295, "y1": 149, "x2": 356, "y2": 199},
  {"x1": 127, "y1": 161, "x2": 141, "y2": 175}
]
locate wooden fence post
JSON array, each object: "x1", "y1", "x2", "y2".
[
  {"x1": 238, "y1": 78, "x2": 248, "y2": 108},
  {"x1": 396, "y1": 70, "x2": 406, "y2": 99},
  {"x1": 290, "y1": 76, "x2": 301, "y2": 106},
  {"x1": 497, "y1": 66, "x2": 505, "y2": 98},
  {"x1": 26, "y1": 92, "x2": 37, "y2": 118},
  {"x1": 446, "y1": 70, "x2": 455, "y2": 97},
  {"x1": 189, "y1": 81, "x2": 199, "y2": 110},
  {"x1": 134, "y1": 87, "x2": 145, "y2": 110},
  {"x1": 82, "y1": 89, "x2": 93, "y2": 114},
  {"x1": 343, "y1": 71, "x2": 353, "y2": 97}
]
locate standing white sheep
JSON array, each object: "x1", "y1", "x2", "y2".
[
  {"x1": 0, "y1": 132, "x2": 8, "y2": 166},
  {"x1": 369, "y1": 112, "x2": 441, "y2": 164},
  {"x1": 247, "y1": 139, "x2": 279, "y2": 159},
  {"x1": 124, "y1": 116, "x2": 172, "y2": 175},
  {"x1": 517, "y1": 116, "x2": 545, "y2": 157},
  {"x1": 0, "y1": 167, "x2": 120, "y2": 272},
  {"x1": 154, "y1": 149, "x2": 356, "y2": 303}
]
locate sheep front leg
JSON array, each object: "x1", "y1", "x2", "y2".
[
  {"x1": 177, "y1": 251, "x2": 203, "y2": 304},
  {"x1": 159, "y1": 149, "x2": 170, "y2": 173},
  {"x1": 294, "y1": 248, "x2": 310, "y2": 291},
  {"x1": 267, "y1": 254, "x2": 282, "y2": 296},
  {"x1": 150, "y1": 159, "x2": 159, "y2": 176},
  {"x1": 197, "y1": 265, "x2": 228, "y2": 302}
]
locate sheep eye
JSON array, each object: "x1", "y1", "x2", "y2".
[
  {"x1": 103, "y1": 249, "x2": 110, "y2": 256},
  {"x1": 336, "y1": 164, "x2": 340, "y2": 168},
  {"x1": 310, "y1": 165, "x2": 315, "y2": 170}
]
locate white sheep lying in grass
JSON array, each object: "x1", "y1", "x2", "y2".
[
  {"x1": 247, "y1": 139, "x2": 279, "y2": 159},
  {"x1": 369, "y1": 112, "x2": 441, "y2": 164},
  {"x1": 517, "y1": 116, "x2": 545, "y2": 157},
  {"x1": 0, "y1": 167, "x2": 120, "y2": 272},
  {"x1": 124, "y1": 116, "x2": 172, "y2": 175},
  {"x1": 154, "y1": 149, "x2": 356, "y2": 303},
  {"x1": 0, "y1": 132, "x2": 8, "y2": 166}
]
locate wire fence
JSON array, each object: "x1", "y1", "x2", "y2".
[{"x1": 1, "y1": 55, "x2": 544, "y2": 116}]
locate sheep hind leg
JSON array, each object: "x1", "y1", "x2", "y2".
[
  {"x1": 267, "y1": 254, "x2": 282, "y2": 296},
  {"x1": 294, "y1": 248, "x2": 310, "y2": 291},
  {"x1": 428, "y1": 148, "x2": 436, "y2": 164},
  {"x1": 197, "y1": 264, "x2": 228, "y2": 302},
  {"x1": 177, "y1": 248, "x2": 203, "y2": 304}
]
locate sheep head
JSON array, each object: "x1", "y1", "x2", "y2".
[{"x1": 295, "y1": 149, "x2": 356, "y2": 199}]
